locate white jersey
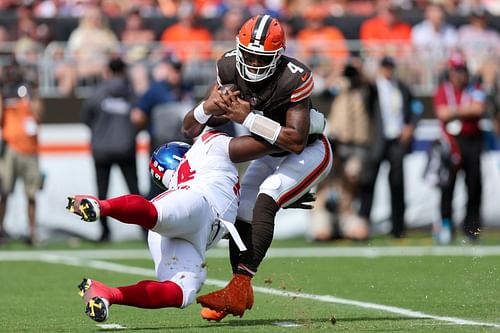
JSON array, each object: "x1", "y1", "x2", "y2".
[{"x1": 169, "y1": 129, "x2": 240, "y2": 223}]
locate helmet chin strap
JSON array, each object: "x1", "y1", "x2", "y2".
[{"x1": 244, "y1": 67, "x2": 265, "y2": 81}]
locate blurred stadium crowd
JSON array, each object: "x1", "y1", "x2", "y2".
[
  {"x1": 1, "y1": 0, "x2": 500, "y2": 245},
  {"x1": 0, "y1": 0, "x2": 498, "y2": 98}
]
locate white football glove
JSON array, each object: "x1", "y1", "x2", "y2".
[{"x1": 309, "y1": 108, "x2": 326, "y2": 135}]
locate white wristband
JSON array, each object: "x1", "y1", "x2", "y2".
[
  {"x1": 242, "y1": 112, "x2": 256, "y2": 128},
  {"x1": 193, "y1": 101, "x2": 211, "y2": 124},
  {"x1": 243, "y1": 112, "x2": 281, "y2": 144}
]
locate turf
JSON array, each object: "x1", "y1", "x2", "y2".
[{"x1": 1, "y1": 245, "x2": 499, "y2": 333}]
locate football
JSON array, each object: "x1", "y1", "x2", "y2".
[{"x1": 219, "y1": 83, "x2": 238, "y2": 95}]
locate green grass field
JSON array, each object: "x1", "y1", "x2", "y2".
[{"x1": 1, "y1": 237, "x2": 500, "y2": 333}]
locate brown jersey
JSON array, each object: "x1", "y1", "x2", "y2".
[{"x1": 216, "y1": 49, "x2": 314, "y2": 127}]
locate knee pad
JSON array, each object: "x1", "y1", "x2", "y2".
[
  {"x1": 258, "y1": 174, "x2": 282, "y2": 201},
  {"x1": 170, "y1": 271, "x2": 206, "y2": 308}
]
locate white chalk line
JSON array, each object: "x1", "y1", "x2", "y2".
[
  {"x1": 32, "y1": 253, "x2": 500, "y2": 329},
  {"x1": 3, "y1": 245, "x2": 500, "y2": 261}
]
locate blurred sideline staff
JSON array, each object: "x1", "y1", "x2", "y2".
[
  {"x1": 0, "y1": 59, "x2": 43, "y2": 246},
  {"x1": 433, "y1": 51, "x2": 486, "y2": 242},
  {"x1": 359, "y1": 56, "x2": 420, "y2": 239},
  {"x1": 309, "y1": 59, "x2": 371, "y2": 241},
  {"x1": 82, "y1": 57, "x2": 140, "y2": 243}
]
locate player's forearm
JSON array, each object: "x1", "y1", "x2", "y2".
[
  {"x1": 457, "y1": 103, "x2": 485, "y2": 118},
  {"x1": 437, "y1": 103, "x2": 485, "y2": 123},
  {"x1": 273, "y1": 127, "x2": 308, "y2": 154},
  {"x1": 229, "y1": 135, "x2": 283, "y2": 163},
  {"x1": 182, "y1": 110, "x2": 206, "y2": 139}
]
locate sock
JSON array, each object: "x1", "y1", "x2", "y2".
[
  {"x1": 99, "y1": 195, "x2": 157, "y2": 229},
  {"x1": 237, "y1": 194, "x2": 279, "y2": 276},
  {"x1": 229, "y1": 219, "x2": 251, "y2": 274},
  {"x1": 111, "y1": 280, "x2": 183, "y2": 308}
]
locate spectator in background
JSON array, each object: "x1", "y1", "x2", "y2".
[
  {"x1": 120, "y1": 7, "x2": 156, "y2": 96},
  {"x1": 411, "y1": 3, "x2": 457, "y2": 87},
  {"x1": 34, "y1": 0, "x2": 60, "y2": 17},
  {"x1": 160, "y1": 0, "x2": 213, "y2": 62},
  {"x1": 213, "y1": 7, "x2": 244, "y2": 43},
  {"x1": 433, "y1": 51, "x2": 486, "y2": 242},
  {"x1": 130, "y1": 54, "x2": 194, "y2": 200},
  {"x1": 193, "y1": 0, "x2": 227, "y2": 18},
  {"x1": 296, "y1": 4, "x2": 349, "y2": 70},
  {"x1": 57, "y1": 0, "x2": 102, "y2": 17},
  {"x1": 0, "y1": 25, "x2": 10, "y2": 43},
  {"x1": 101, "y1": 0, "x2": 128, "y2": 16},
  {"x1": 359, "y1": 56, "x2": 418, "y2": 238},
  {"x1": 344, "y1": 0, "x2": 376, "y2": 15},
  {"x1": 482, "y1": 0, "x2": 500, "y2": 15},
  {"x1": 128, "y1": 0, "x2": 161, "y2": 17},
  {"x1": 67, "y1": 5, "x2": 119, "y2": 86},
  {"x1": 411, "y1": 3, "x2": 457, "y2": 59},
  {"x1": 309, "y1": 60, "x2": 371, "y2": 241},
  {"x1": 324, "y1": 0, "x2": 347, "y2": 16},
  {"x1": 360, "y1": 0, "x2": 412, "y2": 59},
  {"x1": 457, "y1": 6, "x2": 500, "y2": 91},
  {"x1": 121, "y1": 7, "x2": 155, "y2": 43},
  {"x1": 212, "y1": 6, "x2": 245, "y2": 59},
  {"x1": 81, "y1": 57, "x2": 140, "y2": 242},
  {"x1": 0, "y1": 60, "x2": 43, "y2": 246},
  {"x1": 243, "y1": 0, "x2": 282, "y2": 17},
  {"x1": 14, "y1": 3, "x2": 53, "y2": 45}
]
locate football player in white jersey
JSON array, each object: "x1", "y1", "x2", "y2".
[{"x1": 66, "y1": 131, "x2": 280, "y2": 323}]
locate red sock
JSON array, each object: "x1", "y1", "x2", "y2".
[
  {"x1": 99, "y1": 195, "x2": 158, "y2": 229},
  {"x1": 110, "y1": 280, "x2": 183, "y2": 308}
]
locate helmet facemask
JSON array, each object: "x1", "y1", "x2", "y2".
[{"x1": 236, "y1": 38, "x2": 283, "y2": 82}]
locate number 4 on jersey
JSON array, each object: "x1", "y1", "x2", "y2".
[{"x1": 287, "y1": 62, "x2": 304, "y2": 74}]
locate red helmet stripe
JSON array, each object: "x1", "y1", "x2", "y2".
[{"x1": 149, "y1": 160, "x2": 165, "y2": 177}]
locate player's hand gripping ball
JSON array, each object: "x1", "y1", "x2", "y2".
[
  {"x1": 219, "y1": 83, "x2": 238, "y2": 96},
  {"x1": 204, "y1": 84, "x2": 238, "y2": 116}
]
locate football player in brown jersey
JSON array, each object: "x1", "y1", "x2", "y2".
[{"x1": 182, "y1": 14, "x2": 332, "y2": 321}]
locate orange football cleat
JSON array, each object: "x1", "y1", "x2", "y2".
[
  {"x1": 196, "y1": 273, "x2": 254, "y2": 317},
  {"x1": 200, "y1": 307, "x2": 228, "y2": 322}
]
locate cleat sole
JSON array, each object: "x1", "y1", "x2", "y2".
[{"x1": 85, "y1": 297, "x2": 109, "y2": 322}]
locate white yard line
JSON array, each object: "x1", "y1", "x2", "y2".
[
  {"x1": 30, "y1": 253, "x2": 500, "y2": 329},
  {"x1": 3, "y1": 245, "x2": 500, "y2": 261},
  {"x1": 96, "y1": 324, "x2": 127, "y2": 330}
]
